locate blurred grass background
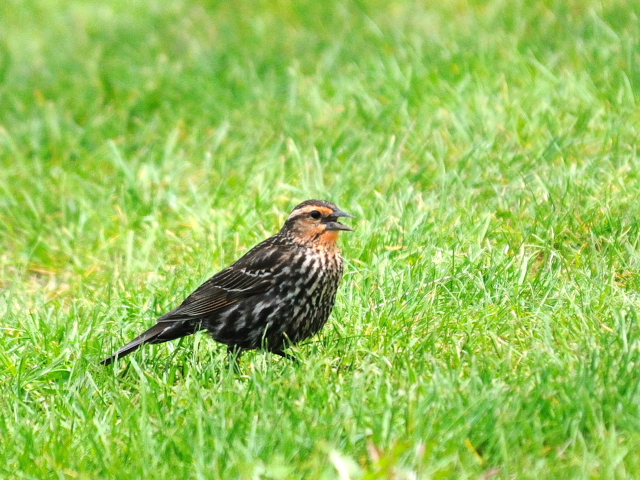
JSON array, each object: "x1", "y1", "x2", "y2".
[{"x1": 2, "y1": 0, "x2": 640, "y2": 478}]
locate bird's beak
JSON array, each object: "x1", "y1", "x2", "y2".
[
  {"x1": 325, "y1": 207, "x2": 355, "y2": 231},
  {"x1": 325, "y1": 222, "x2": 353, "y2": 232},
  {"x1": 333, "y1": 208, "x2": 356, "y2": 219}
]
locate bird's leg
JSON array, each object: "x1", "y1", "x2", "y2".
[
  {"x1": 226, "y1": 346, "x2": 243, "y2": 373},
  {"x1": 271, "y1": 350, "x2": 299, "y2": 363}
]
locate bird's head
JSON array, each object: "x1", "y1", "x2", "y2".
[{"x1": 282, "y1": 199, "x2": 355, "y2": 245}]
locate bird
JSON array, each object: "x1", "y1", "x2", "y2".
[{"x1": 101, "y1": 199, "x2": 354, "y2": 366}]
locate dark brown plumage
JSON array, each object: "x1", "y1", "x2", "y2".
[{"x1": 101, "y1": 199, "x2": 354, "y2": 366}]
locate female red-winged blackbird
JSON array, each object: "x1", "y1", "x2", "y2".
[{"x1": 101, "y1": 199, "x2": 354, "y2": 366}]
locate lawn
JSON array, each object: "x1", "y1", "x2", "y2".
[{"x1": 2, "y1": 0, "x2": 640, "y2": 478}]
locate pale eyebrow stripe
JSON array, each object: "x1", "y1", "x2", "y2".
[{"x1": 288, "y1": 206, "x2": 333, "y2": 220}]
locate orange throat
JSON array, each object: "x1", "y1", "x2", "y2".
[
  {"x1": 296, "y1": 226, "x2": 342, "y2": 251},
  {"x1": 321, "y1": 230, "x2": 341, "y2": 244},
  {"x1": 314, "y1": 230, "x2": 343, "y2": 253}
]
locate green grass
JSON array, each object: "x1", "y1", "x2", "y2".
[{"x1": 2, "y1": 0, "x2": 640, "y2": 478}]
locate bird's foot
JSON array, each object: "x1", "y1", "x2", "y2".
[{"x1": 271, "y1": 350, "x2": 299, "y2": 363}]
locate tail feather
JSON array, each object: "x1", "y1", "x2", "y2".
[{"x1": 101, "y1": 320, "x2": 202, "y2": 366}]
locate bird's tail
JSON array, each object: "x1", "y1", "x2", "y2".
[{"x1": 100, "y1": 320, "x2": 202, "y2": 366}]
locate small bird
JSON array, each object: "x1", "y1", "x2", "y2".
[{"x1": 101, "y1": 199, "x2": 354, "y2": 366}]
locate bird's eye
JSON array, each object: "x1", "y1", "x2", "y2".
[{"x1": 310, "y1": 210, "x2": 322, "y2": 219}]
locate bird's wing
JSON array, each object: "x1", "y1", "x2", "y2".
[{"x1": 157, "y1": 240, "x2": 293, "y2": 322}]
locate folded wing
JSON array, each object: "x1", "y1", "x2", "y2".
[{"x1": 157, "y1": 241, "x2": 291, "y2": 322}]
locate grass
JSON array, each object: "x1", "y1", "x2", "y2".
[{"x1": 2, "y1": 0, "x2": 640, "y2": 478}]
